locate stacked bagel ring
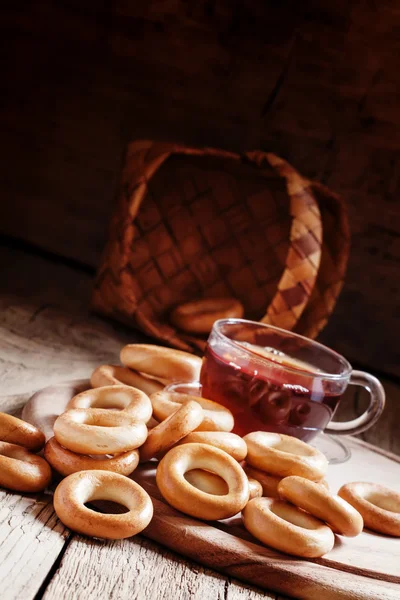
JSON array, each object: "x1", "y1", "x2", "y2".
[
  {"x1": 46, "y1": 383, "x2": 156, "y2": 539},
  {"x1": 46, "y1": 385, "x2": 151, "y2": 477},
  {"x1": 241, "y1": 431, "x2": 365, "y2": 557},
  {"x1": 0, "y1": 412, "x2": 51, "y2": 492},
  {"x1": 48, "y1": 344, "x2": 258, "y2": 537},
  {"x1": 48, "y1": 345, "x2": 209, "y2": 539}
]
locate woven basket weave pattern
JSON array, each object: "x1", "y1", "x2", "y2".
[{"x1": 92, "y1": 141, "x2": 349, "y2": 351}]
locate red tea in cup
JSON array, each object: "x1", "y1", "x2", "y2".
[{"x1": 199, "y1": 319, "x2": 385, "y2": 441}]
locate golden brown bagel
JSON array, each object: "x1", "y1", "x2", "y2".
[
  {"x1": 44, "y1": 437, "x2": 140, "y2": 477},
  {"x1": 247, "y1": 477, "x2": 263, "y2": 500},
  {"x1": 244, "y1": 432, "x2": 328, "y2": 481},
  {"x1": 139, "y1": 401, "x2": 203, "y2": 463},
  {"x1": 120, "y1": 344, "x2": 201, "y2": 383},
  {"x1": 54, "y1": 408, "x2": 147, "y2": 455},
  {"x1": 339, "y1": 482, "x2": 400, "y2": 536},
  {"x1": 177, "y1": 431, "x2": 247, "y2": 461},
  {"x1": 243, "y1": 465, "x2": 282, "y2": 498},
  {"x1": 53, "y1": 470, "x2": 153, "y2": 539},
  {"x1": 242, "y1": 497, "x2": 335, "y2": 557},
  {"x1": 0, "y1": 441, "x2": 51, "y2": 492},
  {"x1": 146, "y1": 416, "x2": 159, "y2": 430},
  {"x1": 157, "y1": 443, "x2": 249, "y2": 520},
  {"x1": 170, "y1": 297, "x2": 244, "y2": 334},
  {"x1": 150, "y1": 391, "x2": 234, "y2": 432},
  {"x1": 68, "y1": 385, "x2": 152, "y2": 423},
  {"x1": 91, "y1": 365, "x2": 164, "y2": 395},
  {"x1": 244, "y1": 464, "x2": 329, "y2": 497},
  {"x1": 279, "y1": 476, "x2": 363, "y2": 537},
  {"x1": 0, "y1": 412, "x2": 45, "y2": 451}
]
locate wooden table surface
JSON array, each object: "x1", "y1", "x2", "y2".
[{"x1": 1, "y1": 242, "x2": 399, "y2": 600}]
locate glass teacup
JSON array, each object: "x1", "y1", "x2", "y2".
[{"x1": 169, "y1": 319, "x2": 385, "y2": 445}]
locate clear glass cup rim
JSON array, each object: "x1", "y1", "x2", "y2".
[{"x1": 212, "y1": 318, "x2": 352, "y2": 381}]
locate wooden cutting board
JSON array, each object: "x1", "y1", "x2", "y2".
[{"x1": 22, "y1": 380, "x2": 400, "y2": 600}]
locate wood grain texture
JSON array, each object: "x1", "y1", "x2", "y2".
[
  {"x1": 143, "y1": 498, "x2": 399, "y2": 600},
  {"x1": 0, "y1": 245, "x2": 139, "y2": 397},
  {"x1": 1, "y1": 1, "x2": 400, "y2": 376},
  {"x1": 42, "y1": 534, "x2": 273, "y2": 600},
  {"x1": 0, "y1": 489, "x2": 68, "y2": 600}
]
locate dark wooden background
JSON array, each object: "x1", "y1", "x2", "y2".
[{"x1": 1, "y1": 0, "x2": 399, "y2": 380}]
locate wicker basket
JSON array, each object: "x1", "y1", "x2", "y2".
[{"x1": 92, "y1": 141, "x2": 350, "y2": 352}]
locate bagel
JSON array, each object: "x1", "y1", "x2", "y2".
[
  {"x1": 54, "y1": 408, "x2": 148, "y2": 455},
  {"x1": 279, "y1": 476, "x2": 363, "y2": 537},
  {"x1": 150, "y1": 391, "x2": 234, "y2": 432},
  {"x1": 120, "y1": 344, "x2": 201, "y2": 382},
  {"x1": 338, "y1": 482, "x2": 400, "y2": 536},
  {"x1": 44, "y1": 437, "x2": 140, "y2": 477},
  {"x1": 91, "y1": 365, "x2": 164, "y2": 395},
  {"x1": 244, "y1": 432, "x2": 328, "y2": 481},
  {"x1": 156, "y1": 443, "x2": 249, "y2": 520},
  {"x1": 170, "y1": 297, "x2": 244, "y2": 334},
  {"x1": 68, "y1": 385, "x2": 152, "y2": 423},
  {"x1": 243, "y1": 465, "x2": 282, "y2": 498},
  {"x1": 242, "y1": 497, "x2": 335, "y2": 558},
  {"x1": 247, "y1": 477, "x2": 263, "y2": 500},
  {"x1": 53, "y1": 470, "x2": 153, "y2": 539},
  {"x1": 139, "y1": 401, "x2": 203, "y2": 463},
  {"x1": 147, "y1": 416, "x2": 159, "y2": 430},
  {"x1": 177, "y1": 431, "x2": 247, "y2": 461},
  {"x1": 0, "y1": 412, "x2": 45, "y2": 451},
  {"x1": 244, "y1": 464, "x2": 329, "y2": 498},
  {"x1": 0, "y1": 441, "x2": 51, "y2": 492}
]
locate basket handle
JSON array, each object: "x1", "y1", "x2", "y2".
[
  {"x1": 292, "y1": 179, "x2": 351, "y2": 340},
  {"x1": 245, "y1": 152, "x2": 323, "y2": 331}
]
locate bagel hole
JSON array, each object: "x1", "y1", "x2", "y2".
[
  {"x1": 271, "y1": 502, "x2": 319, "y2": 530},
  {"x1": 87, "y1": 454, "x2": 113, "y2": 460},
  {"x1": 91, "y1": 400, "x2": 126, "y2": 410},
  {"x1": 86, "y1": 500, "x2": 129, "y2": 514},
  {"x1": 366, "y1": 492, "x2": 400, "y2": 513},
  {"x1": 185, "y1": 469, "x2": 228, "y2": 496},
  {"x1": 92, "y1": 389, "x2": 134, "y2": 410},
  {"x1": 85, "y1": 419, "x2": 119, "y2": 427},
  {"x1": 1, "y1": 453, "x2": 25, "y2": 462},
  {"x1": 139, "y1": 371, "x2": 168, "y2": 386},
  {"x1": 81, "y1": 413, "x2": 128, "y2": 427}
]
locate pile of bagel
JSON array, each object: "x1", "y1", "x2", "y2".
[{"x1": 1, "y1": 343, "x2": 399, "y2": 558}]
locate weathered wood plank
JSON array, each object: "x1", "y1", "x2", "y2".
[
  {"x1": 137, "y1": 497, "x2": 400, "y2": 600},
  {"x1": 0, "y1": 245, "x2": 139, "y2": 397},
  {"x1": 0, "y1": 490, "x2": 68, "y2": 600},
  {"x1": 42, "y1": 534, "x2": 275, "y2": 600}
]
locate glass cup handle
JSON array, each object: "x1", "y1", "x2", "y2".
[{"x1": 324, "y1": 370, "x2": 385, "y2": 436}]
